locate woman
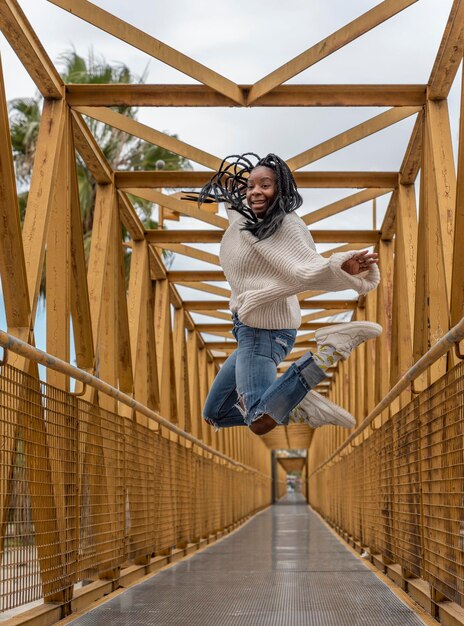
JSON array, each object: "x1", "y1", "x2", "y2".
[{"x1": 197, "y1": 153, "x2": 381, "y2": 436}]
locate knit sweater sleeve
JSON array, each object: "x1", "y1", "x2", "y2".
[{"x1": 235, "y1": 213, "x2": 380, "y2": 320}]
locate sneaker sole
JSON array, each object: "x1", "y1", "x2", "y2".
[
  {"x1": 315, "y1": 321, "x2": 382, "y2": 341},
  {"x1": 315, "y1": 321, "x2": 383, "y2": 358},
  {"x1": 306, "y1": 391, "x2": 356, "y2": 429}
]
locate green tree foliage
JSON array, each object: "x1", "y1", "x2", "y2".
[{"x1": 9, "y1": 48, "x2": 190, "y2": 260}]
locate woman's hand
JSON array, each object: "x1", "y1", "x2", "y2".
[{"x1": 341, "y1": 250, "x2": 379, "y2": 276}]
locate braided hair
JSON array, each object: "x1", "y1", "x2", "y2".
[{"x1": 194, "y1": 153, "x2": 303, "y2": 241}]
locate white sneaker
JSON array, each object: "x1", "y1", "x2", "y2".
[
  {"x1": 292, "y1": 390, "x2": 356, "y2": 429},
  {"x1": 315, "y1": 321, "x2": 382, "y2": 359}
]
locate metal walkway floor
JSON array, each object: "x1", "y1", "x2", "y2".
[{"x1": 69, "y1": 494, "x2": 425, "y2": 626}]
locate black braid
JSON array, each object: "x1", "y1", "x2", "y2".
[{"x1": 182, "y1": 153, "x2": 303, "y2": 241}]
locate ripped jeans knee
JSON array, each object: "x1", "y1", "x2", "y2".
[
  {"x1": 201, "y1": 319, "x2": 328, "y2": 432},
  {"x1": 234, "y1": 391, "x2": 247, "y2": 418},
  {"x1": 202, "y1": 392, "x2": 250, "y2": 430},
  {"x1": 203, "y1": 415, "x2": 221, "y2": 431},
  {"x1": 235, "y1": 391, "x2": 279, "y2": 428}
]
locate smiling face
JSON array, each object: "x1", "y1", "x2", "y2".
[{"x1": 245, "y1": 166, "x2": 277, "y2": 218}]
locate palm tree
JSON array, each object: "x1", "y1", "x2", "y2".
[
  {"x1": 9, "y1": 48, "x2": 190, "y2": 247},
  {"x1": 8, "y1": 97, "x2": 41, "y2": 221}
]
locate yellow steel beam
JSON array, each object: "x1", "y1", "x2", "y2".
[
  {"x1": 428, "y1": 0, "x2": 464, "y2": 99},
  {"x1": 48, "y1": 0, "x2": 245, "y2": 104},
  {"x1": 0, "y1": 55, "x2": 30, "y2": 330},
  {"x1": 168, "y1": 271, "x2": 226, "y2": 282},
  {"x1": 0, "y1": 0, "x2": 63, "y2": 98},
  {"x1": 146, "y1": 229, "x2": 380, "y2": 244},
  {"x1": 185, "y1": 300, "x2": 357, "y2": 312},
  {"x1": 125, "y1": 188, "x2": 227, "y2": 230},
  {"x1": 71, "y1": 110, "x2": 113, "y2": 184},
  {"x1": 287, "y1": 107, "x2": 420, "y2": 171},
  {"x1": 117, "y1": 171, "x2": 399, "y2": 189},
  {"x1": 247, "y1": 0, "x2": 418, "y2": 103},
  {"x1": 65, "y1": 83, "x2": 427, "y2": 107},
  {"x1": 302, "y1": 188, "x2": 392, "y2": 226},
  {"x1": 74, "y1": 106, "x2": 225, "y2": 171}
]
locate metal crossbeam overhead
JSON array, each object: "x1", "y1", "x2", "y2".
[
  {"x1": 65, "y1": 83, "x2": 428, "y2": 107},
  {"x1": 151, "y1": 242, "x2": 220, "y2": 267},
  {"x1": 116, "y1": 171, "x2": 400, "y2": 188},
  {"x1": 185, "y1": 300, "x2": 357, "y2": 312},
  {"x1": 0, "y1": 0, "x2": 64, "y2": 98},
  {"x1": 302, "y1": 189, "x2": 392, "y2": 226},
  {"x1": 380, "y1": 109, "x2": 424, "y2": 240},
  {"x1": 287, "y1": 107, "x2": 420, "y2": 171},
  {"x1": 428, "y1": 0, "x2": 464, "y2": 99},
  {"x1": 175, "y1": 282, "x2": 231, "y2": 298},
  {"x1": 48, "y1": 0, "x2": 245, "y2": 104},
  {"x1": 126, "y1": 187, "x2": 227, "y2": 229},
  {"x1": 117, "y1": 192, "x2": 145, "y2": 241},
  {"x1": 0, "y1": 56, "x2": 30, "y2": 335},
  {"x1": 74, "y1": 106, "x2": 225, "y2": 171},
  {"x1": 246, "y1": 0, "x2": 419, "y2": 103},
  {"x1": 146, "y1": 230, "x2": 380, "y2": 244},
  {"x1": 399, "y1": 110, "x2": 424, "y2": 184},
  {"x1": 210, "y1": 344, "x2": 319, "y2": 356},
  {"x1": 71, "y1": 110, "x2": 113, "y2": 184},
  {"x1": 169, "y1": 271, "x2": 226, "y2": 282},
  {"x1": 199, "y1": 321, "x2": 341, "y2": 336}
]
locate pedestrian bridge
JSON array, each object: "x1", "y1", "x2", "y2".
[
  {"x1": 1, "y1": 1, "x2": 464, "y2": 625},
  {"x1": 64, "y1": 495, "x2": 428, "y2": 626}
]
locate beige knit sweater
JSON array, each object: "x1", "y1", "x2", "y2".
[{"x1": 219, "y1": 206, "x2": 380, "y2": 329}]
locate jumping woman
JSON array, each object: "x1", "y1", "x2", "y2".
[{"x1": 195, "y1": 153, "x2": 382, "y2": 436}]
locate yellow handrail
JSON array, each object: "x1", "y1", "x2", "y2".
[
  {"x1": 310, "y1": 314, "x2": 464, "y2": 476},
  {"x1": 0, "y1": 329, "x2": 266, "y2": 477}
]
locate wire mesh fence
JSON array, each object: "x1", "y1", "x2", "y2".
[
  {"x1": 308, "y1": 360, "x2": 464, "y2": 607},
  {"x1": 0, "y1": 363, "x2": 271, "y2": 612}
]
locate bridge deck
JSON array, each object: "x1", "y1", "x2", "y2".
[{"x1": 68, "y1": 494, "x2": 425, "y2": 626}]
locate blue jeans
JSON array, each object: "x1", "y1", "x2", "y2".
[{"x1": 202, "y1": 314, "x2": 327, "y2": 429}]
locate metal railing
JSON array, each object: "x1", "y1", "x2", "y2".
[
  {"x1": 0, "y1": 330, "x2": 272, "y2": 613},
  {"x1": 308, "y1": 315, "x2": 464, "y2": 607}
]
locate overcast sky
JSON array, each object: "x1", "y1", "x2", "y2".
[
  {"x1": 1, "y1": 0, "x2": 458, "y2": 175},
  {"x1": 0, "y1": 0, "x2": 461, "y2": 348}
]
